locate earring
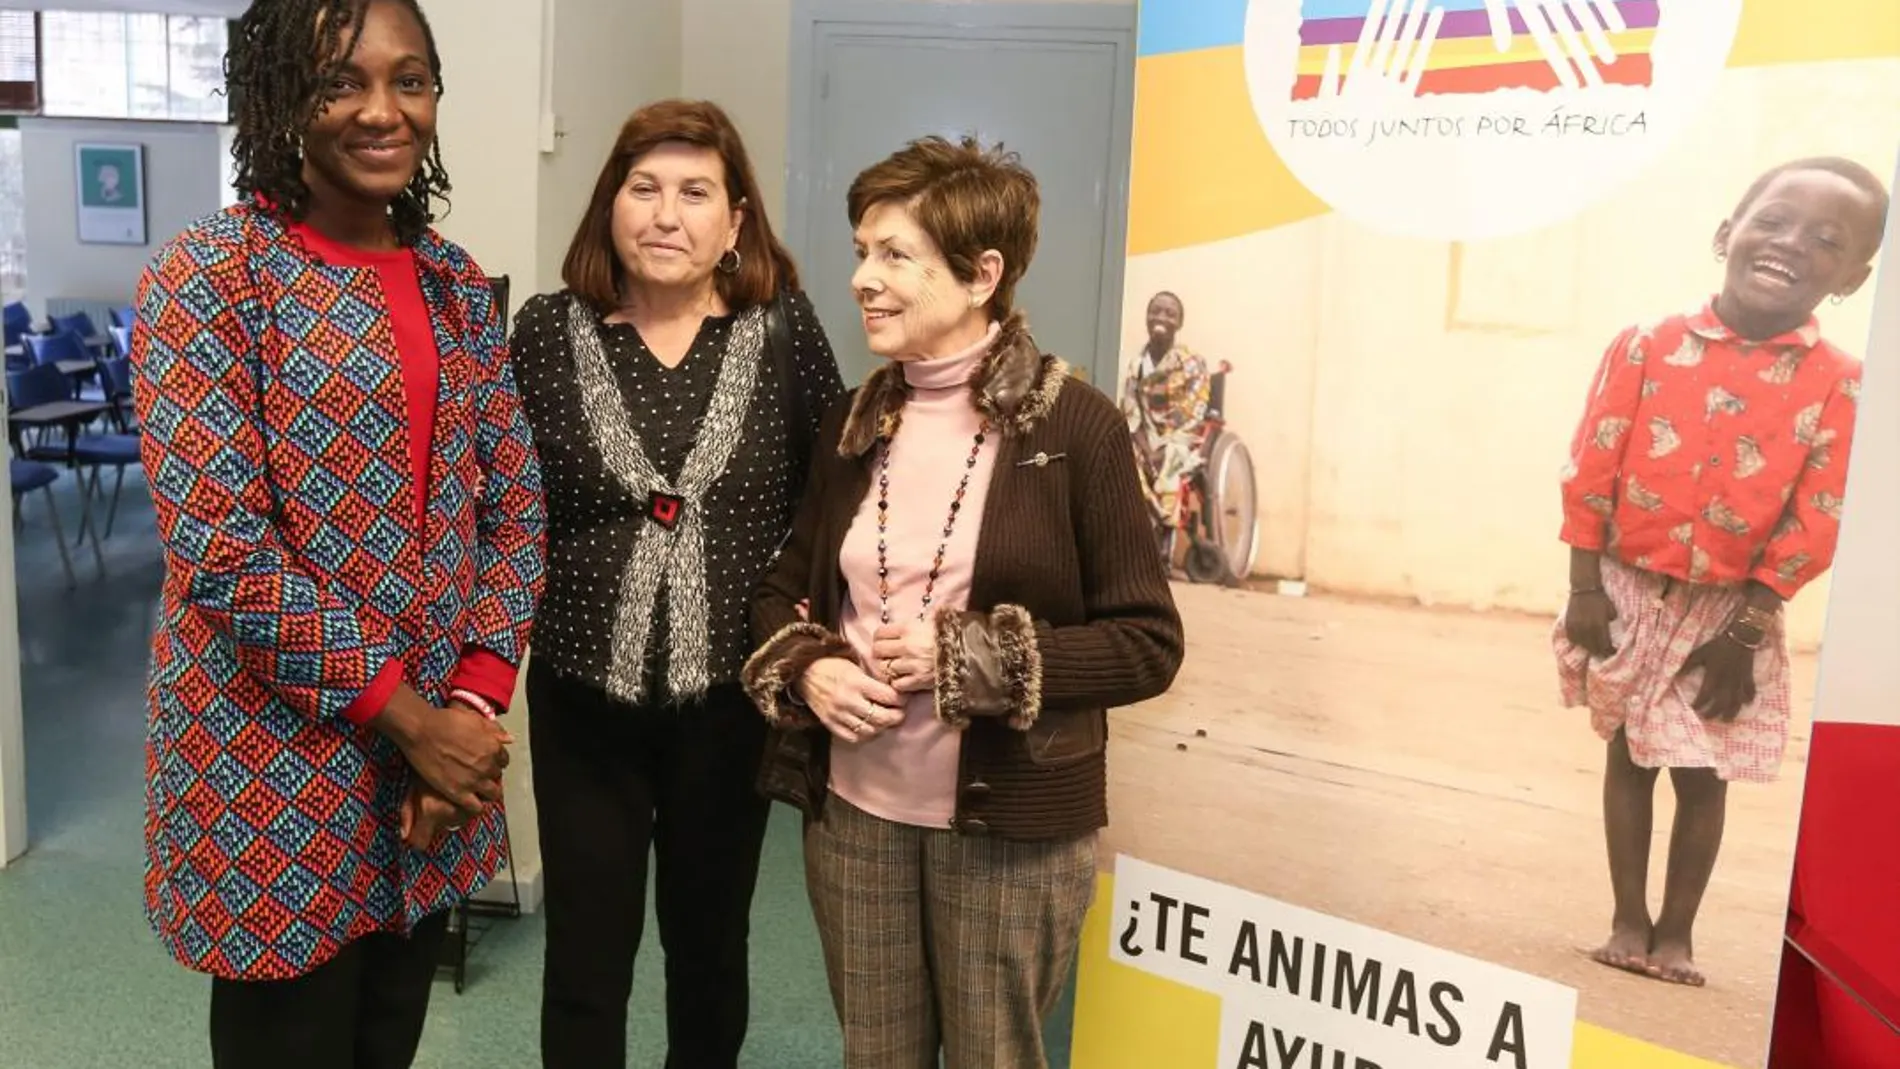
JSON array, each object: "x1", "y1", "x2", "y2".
[
  {"x1": 1831, "y1": 293, "x2": 1846, "y2": 305},
  {"x1": 718, "y1": 247, "x2": 742, "y2": 274},
  {"x1": 1714, "y1": 247, "x2": 1726, "y2": 262}
]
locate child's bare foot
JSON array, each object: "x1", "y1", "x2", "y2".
[
  {"x1": 1644, "y1": 938, "x2": 1706, "y2": 987},
  {"x1": 1588, "y1": 923, "x2": 1652, "y2": 975}
]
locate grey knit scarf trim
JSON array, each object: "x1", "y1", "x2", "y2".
[{"x1": 565, "y1": 295, "x2": 766, "y2": 704}]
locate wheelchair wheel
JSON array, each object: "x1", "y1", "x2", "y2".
[
  {"x1": 1202, "y1": 429, "x2": 1259, "y2": 582},
  {"x1": 1184, "y1": 539, "x2": 1228, "y2": 585}
]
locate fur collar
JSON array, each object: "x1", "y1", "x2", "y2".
[{"x1": 838, "y1": 310, "x2": 1070, "y2": 457}]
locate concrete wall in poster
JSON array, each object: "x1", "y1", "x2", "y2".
[{"x1": 1115, "y1": 6, "x2": 1900, "y2": 650}]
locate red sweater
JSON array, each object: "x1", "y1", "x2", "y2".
[{"x1": 290, "y1": 222, "x2": 516, "y2": 721}]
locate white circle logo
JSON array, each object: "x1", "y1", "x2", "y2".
[{"x1": 1245, "y1": 0, "x2": 1742, "y2": 240}]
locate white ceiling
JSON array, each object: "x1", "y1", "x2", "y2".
[{"x1": 0, "y1": 1, "x2": 247, "y2": 15}]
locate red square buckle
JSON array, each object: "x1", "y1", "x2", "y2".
[{"x1": 648, "y1": 491, "x2": 685, "y2": 530}]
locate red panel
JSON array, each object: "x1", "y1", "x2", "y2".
[{"x1": 1772, "y1": 720, "x2": 1900, "y2": 1065}]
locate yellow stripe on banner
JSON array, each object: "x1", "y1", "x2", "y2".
[
  {"x1": 1295, "y1": 28, "x2": 1657, "y2": 76},
  {"x1": 1573, "y1": 1021, "x2": 1744, "y2": 1068},
  {"x1": 1126, "y1": 48, "x2": 1331, "y2": 257},
  {"x1": 1069, "y1": 874, "x2": 1224, "y2": 1068},
  {"x1": 1070, "y1": 874, "x2": 1749, "y2": 1069},
  {"x1": 1730, "y1": 2, "x2": 1900, "y2": 67}
]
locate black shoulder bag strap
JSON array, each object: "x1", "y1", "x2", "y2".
[
  {"x1": 762, "y1": 290, "x2": 814, "y2": 483},
  {"x1": 761, "y1": 290, "x2": 816, "y2": 571}
]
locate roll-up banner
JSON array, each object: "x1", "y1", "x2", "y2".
[{"x1": 1075, "y1": 3, "x2": 1900, "y2": 1066}]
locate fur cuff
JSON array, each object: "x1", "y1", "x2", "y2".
[
  {"x1": 742, "y1": 622, "x2": 851, "y2": 728},
  {"x1": 933, "y1": 604, "x2": 1044, "y2": 730}
]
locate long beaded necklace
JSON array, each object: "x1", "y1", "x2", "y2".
[{"x1": 876, "y1": 420, "x2": 992, "y2": 625}]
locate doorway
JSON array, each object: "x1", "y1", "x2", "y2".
[{"x1": 785, "y1": 0, "x2": 1137, "y2": 389}]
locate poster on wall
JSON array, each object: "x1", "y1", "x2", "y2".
[
  {"x1": 1076, "y1": 1, "x2": 1899, "y2": 1067},
  {"x1": 73, "y1": 141, "x2": 146, "y2": 246}
]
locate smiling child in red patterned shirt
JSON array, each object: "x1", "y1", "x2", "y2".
[{"x1": 1553, "y1": 156, "x2": 1890, "y2": 989}]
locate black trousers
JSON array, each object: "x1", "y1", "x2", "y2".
[
  {"x1": 528, "y1": 662, "x2": 774, "y2": 1069},
  {"x1": 208, "y1": 910, "x2": 450, "y2": 1069}
]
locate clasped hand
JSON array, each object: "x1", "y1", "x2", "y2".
[
  {"x1": 380, "y1": 694, "x2": 512, "y2": 849},
  {"x1": 870, "y1": 619, "x2": 937, "y2": 694},
  {"x1": 788, "y1": 612, "x2": 940, "y2": 742},
  {"x1": 797, "y1": 658, "x2": 904, "y2": 743},
  {"x1": 1565, "y1": 590, "x2": 1755, "y2": 722},
  {"x1": 401, "y1": 778, "x2": 475, "y2": 850},
  {"x1": 794, "y1": 618, "x2": 938, "y2": 742}
]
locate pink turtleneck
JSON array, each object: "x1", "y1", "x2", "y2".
[{"x1": 831, "y1": 322, "x2": 1002, "y2": 828}]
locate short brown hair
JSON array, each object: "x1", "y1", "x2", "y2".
[
  {"x1": 846, "y1": 136, "x2": 1039, "y2": 317},
  {"x1": 562, "y1": 99, "x2": 798, "y2": 312}
]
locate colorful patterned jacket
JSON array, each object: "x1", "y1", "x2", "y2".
[{"x1": 130, "y1": 203, "x2": 547, "y2": 980}]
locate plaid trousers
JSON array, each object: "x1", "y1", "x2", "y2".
[{"x1": 804, "y1": 797, "x2": 1099, "y2": 1069}]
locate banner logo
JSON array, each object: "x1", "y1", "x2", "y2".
[{"x1": 1245, "y1": 0, "x2": 1743, "y2": 239}]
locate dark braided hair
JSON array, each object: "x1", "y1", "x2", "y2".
[{"x1": 224, "y1": 0, "x2": 451, "y2": 245}]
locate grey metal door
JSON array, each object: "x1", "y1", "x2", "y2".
[{"x1": 788, "y1": 1, "x2": 1136, "y2": 389}]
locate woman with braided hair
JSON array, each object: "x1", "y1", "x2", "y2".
[{"x1": 128, "y1": 0, "x2": 546, "y2": 1064}]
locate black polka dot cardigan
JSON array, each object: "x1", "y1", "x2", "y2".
[{"x1": 510, "y1": 288, "x2": 846, "y2": 704}]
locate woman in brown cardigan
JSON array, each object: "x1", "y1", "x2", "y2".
[{"x1": 742, "y1": 135, "x2": 1183, "y2": 1068}]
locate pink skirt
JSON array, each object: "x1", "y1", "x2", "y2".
[{"x1": 1552, "y1": 557, "x2": 1792, "y2": 783}]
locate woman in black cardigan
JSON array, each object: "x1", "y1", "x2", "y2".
[{"x1": 509, "y1": 99, "x2": 844, "y2": 1067}]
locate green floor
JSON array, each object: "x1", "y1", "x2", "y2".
[{"x1": 0, "y1": 472, "x2": 1075, "y2": 1066}]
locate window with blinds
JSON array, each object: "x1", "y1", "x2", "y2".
[
  {"x1": 39, "y1": 12, "x2": 227, "y2": 122},
  {"x1": 0, "y1": 12, "x2": 36, "y2": 113},
  {"x1": 0, "y1": 127, "x2": 23, "y2": 298}
]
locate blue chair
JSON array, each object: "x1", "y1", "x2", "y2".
[
  {"x1": 10, "y1": 361, "x2": 79, "y2": 465},
  {"x1": 24, "y1": 330, "x2": 89, "y2": 368},
  {"x1": 26, "y1": 359, "x2": 139, "y2": 540},
  {"x1": 22, "y1": 331, "x2": 104, "y2": 404},
  {"x1": 3, "y1": 302, "x2": 31, "y2": 372},
  {"x1": 99, "y1": 356, "x2": 136, "y2": 430},
  {"x1": 9, "y1": 361, "x2": 70, "y2": 411},
  {"x1": 109, "y1": 324, "x2": 132, "y2": 358},
  {"x1": 68, "y1": 431, "x2": 142, "y2": 541},
  {"x1": 10, "y1": 459, "x2": 77, "y2": 589},
  {"x1": 11, "y1": 361, "x2": 131, "y2": 543},
  {"x1": 51, "y1": 311, "x2": 96, "y2": 339},
  {"x1": 110, "y1": 305, "x2": 137, "y2": 330},
  {"x1": 2, "y1": 301, "x2": 32, "y2": 337},
  {"x1": 50, "y1": 312, "x2": 110, "y2": 360}
]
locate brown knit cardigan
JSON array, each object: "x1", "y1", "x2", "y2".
[{"x1": 741, "y1": 313, "x2": 1184, "y2": 841}]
